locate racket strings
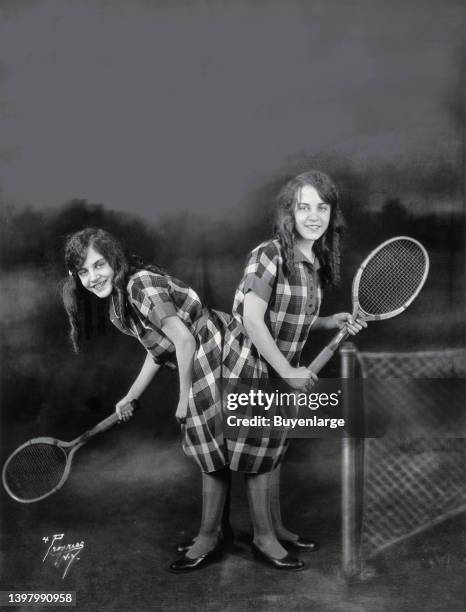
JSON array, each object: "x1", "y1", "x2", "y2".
[
  {"x1": 4, "y1": 443, "x2": 67, "y2": 501},
  {"x1": 358, "y1": 240, "x2": 427, "y2": 315}
]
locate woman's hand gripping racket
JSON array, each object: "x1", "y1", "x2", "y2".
[
  {"x1": 2, "y1": 399, "x2": 140, "y2": 503},
  {"x1": 308, "y1": 236, "x2": 429, "y2": 374}
]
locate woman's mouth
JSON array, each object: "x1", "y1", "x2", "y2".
[
  {"x1": 305, "y1": 225, "x2": 321, "y2": 231},
  {"x1": 92, "y1": 280, "x2": 107, "y2": 291}
]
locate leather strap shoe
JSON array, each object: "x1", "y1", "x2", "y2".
[
  {"x1": 279, "y1": 537, "x2": 319, "y2": 551},
  {"x1": 176, "y1": 527, "x2": 234, "y2": 554},
  {"x1": 169, "y1": 544, "x2": 223, "y2": 573},
  {"x1": 251, "y1": 543, "x2": 305, "y2": 571}
]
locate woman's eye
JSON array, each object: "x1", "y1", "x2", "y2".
[{"x1": 78, "y1": 270, "x2": 87, "y2": 277}]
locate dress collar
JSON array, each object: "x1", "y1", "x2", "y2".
[{"x1": 293, "y1": 243, "x2": 320, "y2": 269}]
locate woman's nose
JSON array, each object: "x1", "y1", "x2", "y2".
[
  {"x1": 89, "y1": 268, "x2": 100, "y2": 282},
  {"x1": 306, "y1": 207, "x2": 318, "y2": 220}
]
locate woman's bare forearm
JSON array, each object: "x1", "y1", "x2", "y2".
[
  {"x1": 126, "y1": 352, "x2": 161, "y2": 400},
  {"x1": 244, "y1": 316, "x2": 293, "y2": 378},
  {"x1": 160, "y1": 316, "x2": 197, "y2": 405},
  {"x1": 243, "y1": 292, "x2": 293, "y2": 378},
  {"x1": 311, "y1": 316, "x2": 334, "y2": 331},
  {"x1": 174, "y1": 335, "x2": 196, "y2": 403}
]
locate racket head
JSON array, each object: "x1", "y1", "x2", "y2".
[
  {"x1": 352, "y1": 236, "x2": 429, "y2": 321},
  {"x1": 2, "y1": 437, "x2": 73, "y2": 503}
]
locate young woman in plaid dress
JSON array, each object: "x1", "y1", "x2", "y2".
[
  {"x1": 223, "y1": 170, "x2": 365, "y2": 569},
  {"x1": 62, "y1": 228, "x2": 230, "y2": 572}
]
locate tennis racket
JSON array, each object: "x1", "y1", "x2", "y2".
[
  {"x1": 308, "y1": 236, "x2": 429, "y2": 373},
  {"x1": 2, "y1": 400, "x2": 140, "y2": 503}
]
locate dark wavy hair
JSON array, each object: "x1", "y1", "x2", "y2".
[
  {"x1": 273, "y1": 170, "x2": 344, "y2": 287},
  {"x1": 63, "y1": 227, "x2": 164, "y2": 352}
]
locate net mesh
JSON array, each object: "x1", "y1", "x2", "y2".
[
  {"x1": 4, "y1": 443, "x2": 67, "y2": 501},
  {"x1": 358, "y1": 239, "x2": 427, "y2": 315},
  {"x1": 356, "y1": 348, "x2": 466, "y2": 558}
]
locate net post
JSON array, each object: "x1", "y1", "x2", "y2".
[{"x1": 341, "y1": 342, "x2": 363, "y2": 579}]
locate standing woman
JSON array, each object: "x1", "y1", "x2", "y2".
[
  {"x1": 223, "y1": 170, "x2": 364, "y2": 570},
  {"x1": 62, "y1": 228, "x2": 229, "y2": 572}
]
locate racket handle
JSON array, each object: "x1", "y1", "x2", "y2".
[
  {"x1": 73, "y1": 399, "x2": 141, "y2": 445},
  {"x1": 308, "y1": 328, "x2": 350, "y2": 374}
]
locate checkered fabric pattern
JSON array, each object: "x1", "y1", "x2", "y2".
[
  {"x1": 182, "y1": 310, "x2": 230, "y2": 472},
  {"x1": 223, "y1": 239, "x2": 322, "y2": 473},
  {"x1": 109, "y1": 271, "x2": 228, "y2": 473}
]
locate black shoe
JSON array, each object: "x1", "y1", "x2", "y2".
[
  {"x1": 279, "y1": 537, "x2": 319, "y2": 551},
  {"x1": 251, "y1": 543, "x2": 305, "y2": 571},
  {"x1": 168, "y1": 544, "x2": 223, "y2": 573},
  {"x1": 175, "y1": 527, "x2": 235, "y2": 554}
]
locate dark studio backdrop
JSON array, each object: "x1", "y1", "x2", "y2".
[{"x1": 0, "y1": 1, "x2": 464, "y2": 611}]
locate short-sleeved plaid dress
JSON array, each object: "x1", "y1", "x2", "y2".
[
  {"x1": 223, "y1": 239, "x2": 322, "y2": 473},
  {"x1": 109, "y1": 270, "x2": 229, "y2": 474}
]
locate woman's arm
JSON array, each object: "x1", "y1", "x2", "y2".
[
  {"x1": 243, "y1": 291, "x2": 317, "y2": 390},
  {"x1": 160, "y1": 315, "x2": 197, "y2": 421},
  {"x1": 116, "y1": 352, "x2": 161, "y2": 420}
]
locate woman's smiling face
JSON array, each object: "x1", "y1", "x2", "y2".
[
  {"x1": 77, "y1": 244, "x2": 115, "y2": 298},
  {"x1": 293, "y1": 184, "x2": 331, "y2": 244}
]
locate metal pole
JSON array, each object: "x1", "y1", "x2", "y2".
[{"x1": 341, "y1": 342, "x2": 362, "y2": 578}]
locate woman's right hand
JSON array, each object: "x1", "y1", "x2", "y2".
[
  {"x1": 115, "y1": 396, "x2": 136, "y2": 422},
  {"x1": 283, "y1": 366, "x2": 318, "y2": 391}
]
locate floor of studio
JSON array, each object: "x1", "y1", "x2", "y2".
[{"x1": 1, "y1": 430, "x2": 464, "y2": 612}]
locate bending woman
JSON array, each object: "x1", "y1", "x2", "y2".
[
  {"x1": 223, "y1": 170, "x2": 365, "y2": 570},
  {"x1": 62, "y1": 227, "x2": 229, "y2": 573}
]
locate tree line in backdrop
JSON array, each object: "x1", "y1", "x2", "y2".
[{"x1": 0, "y1": 191, "x2": 462, "y2": 271}]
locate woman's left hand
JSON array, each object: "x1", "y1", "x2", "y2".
[
  {"x1": 175, "y1": 397, "x2": 189, "y2": 425},
  {"x1": 332, "y1": 312, "x2": 367, "y2": 336}
]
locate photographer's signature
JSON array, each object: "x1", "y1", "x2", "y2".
[{"x1": 42, "y1": 533, "x2": 84, "y2": 579}]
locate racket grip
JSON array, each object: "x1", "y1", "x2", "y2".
[
  {"x1": 73, "y1": 399, "x2": 142, "y2": 445},
  {"x1": 308, "y1": 328, "x2": 350, "y2": 374}
]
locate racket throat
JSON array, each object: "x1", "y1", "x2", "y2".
[{"x1": 328, "y1": 328, "x2": 350, "y2": 352}]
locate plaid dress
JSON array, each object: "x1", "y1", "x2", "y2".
[
  {"x1": 109, "y1": 270, "x2": 228, "y2": 473},
  {"x1": 223, "y1": 239, "x2": 322, "y2": 473}
]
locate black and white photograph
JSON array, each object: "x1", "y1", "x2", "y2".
[{"x1": 0, "y1": 1, "x2": 464, "y2": 611}]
